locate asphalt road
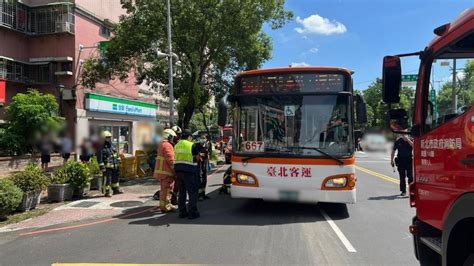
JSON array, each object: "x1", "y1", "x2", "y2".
[{"x1": 0, "y1": 151, "x2": 417, "y2": 266}]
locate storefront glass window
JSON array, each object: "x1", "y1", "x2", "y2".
[{"x1": 99, "y1": 125, "x2": 131, "y2": 154}]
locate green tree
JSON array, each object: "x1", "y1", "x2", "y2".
[
  {"x1": 437, "y1": 60, "x2": 474, "y2": 116},
  {"x1": 361, "y1": 79, "x2": 414, "y2": 128},
  {"x1": 81, "y1": 0, "x2": 293, "y2": 128},
  {"x1": 0, "y1": 90, "x2": 64, "y2": 155}
]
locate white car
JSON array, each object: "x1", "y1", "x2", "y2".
[{"x1": 359, "y1": 134, "x2": 388, "y2": 152}]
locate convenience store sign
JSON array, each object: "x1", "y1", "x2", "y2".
[{"x1": 86, "y1": 93, "x2": 156, "y2": 118}]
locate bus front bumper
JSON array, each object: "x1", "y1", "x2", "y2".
[{"x1": 231, "y1": 186, "x2": 356, "y2": 204}]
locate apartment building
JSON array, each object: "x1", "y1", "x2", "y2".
[{"x1": 0, "y1": 0, "x2": 161, "y2": 154}]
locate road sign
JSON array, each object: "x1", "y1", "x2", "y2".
[{"x1": 402, "y1": 74, "x2": 418, "y2": 82}]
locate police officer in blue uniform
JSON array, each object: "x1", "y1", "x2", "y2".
[{"x1": 391, "y1": 134, "x2": 414, "y2": 196}]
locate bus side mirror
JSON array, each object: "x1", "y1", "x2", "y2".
[
  {"x1": 388, "y1": 108, "x2": 409, "y2": 132},
  {"x1": 218, "y1": 95, "x2": 230, "y2": 127},
  {"x1": 355, "y1": 94, "x2": 368, "y2": 124},
  {"x1": 382, "y1": 56, "x2": 402, "y2": 104}
]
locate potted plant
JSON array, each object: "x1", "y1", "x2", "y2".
[
  {"x1": 10, "y1": 163, "x2": 50, "y2": 211},
  {"x1": 87, "y1": 156, "x2": 103, "y2": 191},
  {"x1": 0, "y1": 179, "x2": 23, "y2": 221},
  {"x1": 65, "y1": 161, "x2": 92, "y2": 198},
  {"x1": 47, "y1": 166, "x2": 73, "y2": 202}
]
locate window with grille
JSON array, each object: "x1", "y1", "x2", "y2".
[
  {"x1": 1, "y1": 2, "x2": 75, "y2": 35},
  {"x1": 0, "y1": 58, "x2": 52, "y2": 84}
]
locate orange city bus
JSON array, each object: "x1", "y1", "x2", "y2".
[{"x1": 218, "y1": 67, "x2": 367, "y2": 204}]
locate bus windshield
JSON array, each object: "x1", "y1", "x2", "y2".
[{"x1": 235, "y1": 94, "x2": 353, "y2": 157}]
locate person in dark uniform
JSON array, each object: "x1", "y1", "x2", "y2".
[
  {"x1": 198, "y1": 134, "x2": 212, "y2": 201},
  {"x1": 97, "y1": 131, "x2": 123, "y2": 197},
  {"x1": 174, "y1": 129, "x2": 201, "y2": 219},
  {"x1": 391, "y1": 134, "x2": 414, "y2": 196}
]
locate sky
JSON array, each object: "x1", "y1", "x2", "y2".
[{"x1": 262, "y1": 0, "x2": 474, "y2": 91}]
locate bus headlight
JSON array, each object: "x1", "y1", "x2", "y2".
[
  {"x1": 322, "y1": 174, "x2": 355, "y2": 190},
  {"x1": 236, "y1": 173, "x2": 256, "y2": 185},
  {"x1": 324, "y1": 177, "x2": 347, "y2": 188}
]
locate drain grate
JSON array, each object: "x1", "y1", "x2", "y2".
[
  {"x1": 109, "y1": 201, "x2": 143, "y2": 208},
  {"x1": 70, "y1": 201, "x2": 101, "y2": 208}
]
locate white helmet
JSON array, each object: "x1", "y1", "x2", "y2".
[
  {"x1": 171, "y1": 126, "x2": 182, "y2": 135},
  {"x1": 163, "y1": 129, "x2": 177, "y2": 140}
]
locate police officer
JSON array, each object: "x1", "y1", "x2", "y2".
[
  {"x1": 97, "y1": 131, "x2": 123, "y2": 197},
  {"x1": 170, "y1": 126, "x2": 182, "y2": 205},
  {"x1": 391, "y1": 134, "x2": 414, "y2": 196},
  {"x1": 198, "y1": 134, "x2": 212, "y2": 201},
  {"x1": 174, "y1": 129, "x2": 201, "y2": 219}
]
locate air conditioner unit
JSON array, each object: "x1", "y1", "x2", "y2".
[
  {"x1": 56, "y1": 22, "x2": 72, "y2": 33},
  {"x1": 62, "y1": 89, "x2": 76, "y2": 100}
]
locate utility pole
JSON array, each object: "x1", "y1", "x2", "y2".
[
  {"x1": 166, "y1": 0, "x2": 174, "y2": 126},
  {"x1": 452, "y1": 58, "x2": 457, "y2": 113}
]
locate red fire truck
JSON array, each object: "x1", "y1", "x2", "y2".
[{"x1": 382, "y1": 8, "x2": 474, "y2": 265}]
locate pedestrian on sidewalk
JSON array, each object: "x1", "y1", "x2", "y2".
[
  {"x1": 174, "y1": 129, "x2": 201, "y2": 219},
  {"x1": 97, "y1": 131, "x2": 123, "y2": 197},
  {"x1": 39, "y1": 135, "x2": 53, "y2": 171},
  {"x1": 391, "y1": 134, "x2": 413, "y2": 196},
  {"x1": 60, "y1": 133, "x2": 73, "y2": 165},
  {"x1": 154, "y1": 129, "x2": 177, "y2": 213},
  {"x1": 79, "y1": 138, "x2": 93, "y2": 163}
]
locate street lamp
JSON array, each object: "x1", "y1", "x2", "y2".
[
  {"x1": 166, "y1": 0, "x2": 174, "y2": 126},
  {"x1": 440, "y1": 59, "x2": 458, "y2": 113}
]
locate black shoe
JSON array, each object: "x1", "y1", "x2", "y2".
[
  {"x1": 152, "y1": 191, "x2": 160, "y2": 200},
  {"x1": 202, "y1": 195, "x2": 210, "y2": 200},
  {"x1": 188, "y1": 212, "x2": 200, "y2": 219},
  {"x1": 400, "y1": 192, "x2": 406, "y2": 196},
  {"x1": 113, "y1": 188, "x2": 124, "y2": 195},
  {"x1": 178, "y1": 212, "x2": 188, "y2": 219},
  {"x1": 170, "y1": 193, "x2": 178, "y2": 205}
]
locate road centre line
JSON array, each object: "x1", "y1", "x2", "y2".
[
  {"x1": 355, "y1": 165, "x2": 400, "y2": 184},
  {"x1": 319, "y1": 208, "x2": 357, "y2": 253}
]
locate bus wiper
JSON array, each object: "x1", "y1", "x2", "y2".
[
  {"x1": 287, "y1": 146, "x2": 345, "y2": 165},
  {"x1": 242, "y1": 155, "x2": 259, "y2": 163},
  {"x1": 241, "y1": 147, "x2": 279, "y2": 163}
]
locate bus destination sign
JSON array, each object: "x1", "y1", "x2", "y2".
[{"x1": 239, "y1": 73, "x2": 345, "y2": 94}]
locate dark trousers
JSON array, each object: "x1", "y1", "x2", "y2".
[
  {"x1": 199, "y1": 160, "x2": 208, "y2": 196},
  {"x1": 176, "y1": 170, "x2": 199, "y2": 215},
  {"x1": 396, "y1": 157, "x2": 413, "y2": 193},
  {"x1": 103, "y1": 168, "x2": 120, "y2": 192}
]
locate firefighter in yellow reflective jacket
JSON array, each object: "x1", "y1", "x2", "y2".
[{"x1": 97, "y1": 131, "x2": 123, "y2": 197}]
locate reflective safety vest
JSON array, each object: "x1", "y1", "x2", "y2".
[
  {"x1": 98, "y1": 143, "x2": 121, "y2": 169},
  {"x1": 155, "y1": 141, "x2": 175, "y2": 177},
  {"x1": 174, "y1": 140, "x2": 196, "y2": 166}
]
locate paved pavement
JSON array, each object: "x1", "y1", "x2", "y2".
[{"x1": 0, "y1": 152, "x2": 417, "y2": 266}]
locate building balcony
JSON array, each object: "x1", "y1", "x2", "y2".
[
  {"x1": 0, "y1": 1, "x2": 75, "y2": 35},
  {"x1": 0, "y1": 56, "x2": 73, "y2": 85}
]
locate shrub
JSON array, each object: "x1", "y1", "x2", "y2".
[
  {"x1": 10, "y1": 163, "x2": 50, "y2": 193},
  {"x1": 1, "y1": 89, "x2": 65, "y2": 155},
  {"x1": 65, "y1": 161, "x2": 91, "y2": 189},
  {"x1": 51, "y1": 166, "x2": 70, "y2": 184},
  {"x1": 0, "y1": 179, "x2": 23, "y2": 216},
  {"x1": 87, "y1": 156, "x2": 101, "y2": 175}
]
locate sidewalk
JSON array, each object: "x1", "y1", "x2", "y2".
[
  {"x1": 0, "y1": 176, "x2": 160, "y2": 233},
  {"x1": 0, "y1": 162, "x2": 227, "y2": 233}
]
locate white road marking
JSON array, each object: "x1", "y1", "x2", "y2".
[{"x1": 319, "y1": 208, "x2": 357, "y2": 253}]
